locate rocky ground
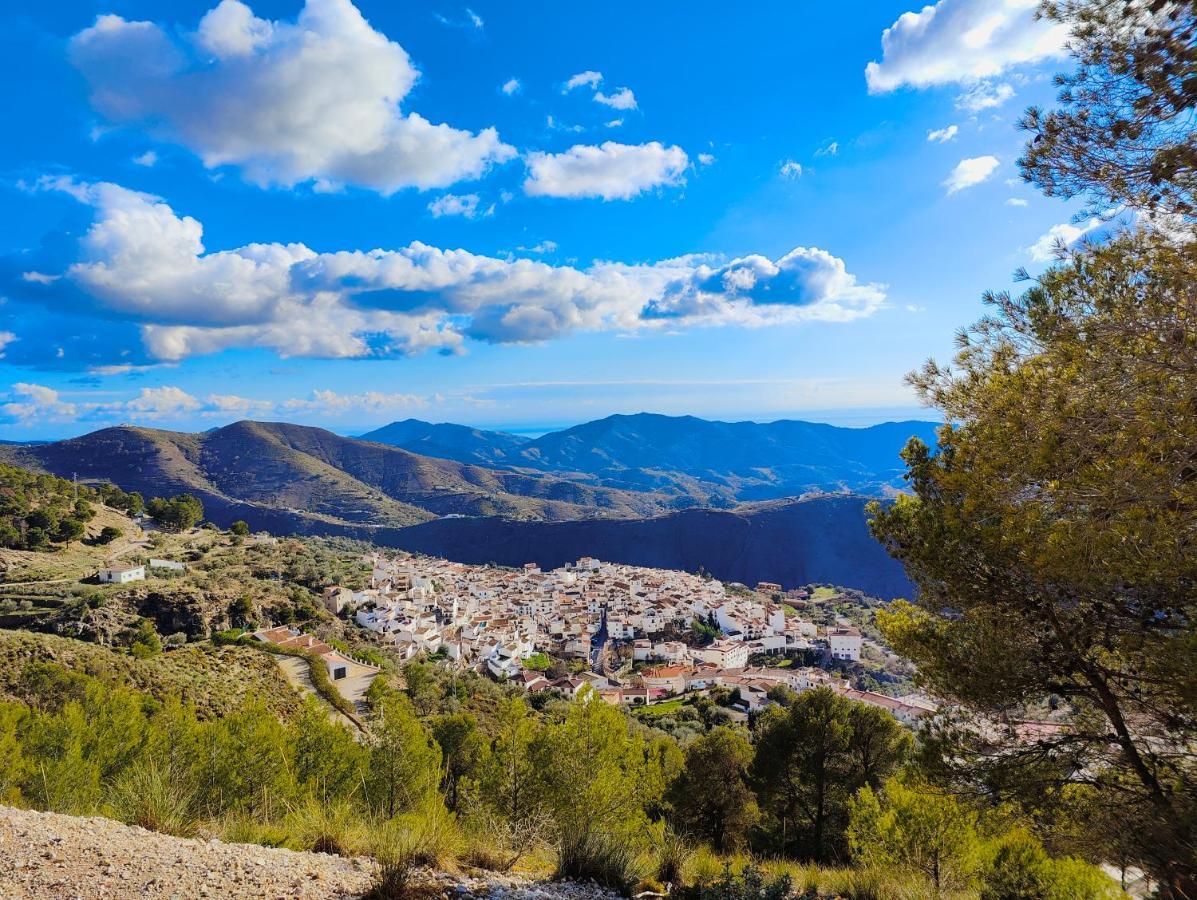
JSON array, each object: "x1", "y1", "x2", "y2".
[{"x1": 0, "y1": 806, "x2": 623, "y2": 900}]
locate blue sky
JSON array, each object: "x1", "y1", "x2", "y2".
[{"x1": 0, "y1": 0, "x2": 1095, "y2": 439}]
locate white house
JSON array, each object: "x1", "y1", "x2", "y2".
[
  {"x1": 696, "y1": 638, "x2": 749, "y2": 669},
  {"x1": 828, "y1": 627, "x2": 863, "y2": 662},
  {"x1": 98, "y1": 565, "x2": 145, "y2": 584}
]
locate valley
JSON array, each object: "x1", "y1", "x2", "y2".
[{"x1": 0, "y1": 414, "x2": 932, "y2": 597}]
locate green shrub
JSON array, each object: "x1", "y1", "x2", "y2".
[
  {"x1": 107, "y1": 759, "x2": 200, "y2": 837},
  {"x1": 361, "y1": 858, "x2": 413, "y2": 900},
  {"x1": 281, "y1": 796, "x2": 365, "y2": 856},
  {"x1": 95, "y1": 526, "x2": 123, "y2": 545},
  {"x1": 981, "y1": 829, "x2": 1123, "y2": 900},
  {"x1": 556, "y1": 827, "x2": 649, "y2": 891},
  {"x1": 654, "y1": 825, "x2": 694, "y2": 886},
  {"x1": 680, "y1": 863, "x2": 791, "y2": 900}
]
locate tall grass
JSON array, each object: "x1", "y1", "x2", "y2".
[
  {"x1": 556, "y1": 827, "x2": 650, "y2": 891},
  {"x1": 281, "y1": 796, "x2": 368, "y2": 856},
  {"x1": 654, "y1": 826, "x2": 694, "y2": 887},
  {"x1": 369, "y1": 798, "x2": 463, "y2": 870},
  {"x1": 106, "y1": 760, "x2": 201, "y2": 837},
  {"x1": 682, "y1": 849, "x2": 963, "y2": 900}
]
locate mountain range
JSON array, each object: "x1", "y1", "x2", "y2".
[
  {"x1": 0, "y1": 413, "x2": 937, "y2": 595},
  {"x1": 360, "y1": 413, "x2": 940, "y2": 503}
]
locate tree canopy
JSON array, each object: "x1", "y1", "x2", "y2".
[{"x1": 1020, "y1": 0, "x2": 1197, "y2": 220}]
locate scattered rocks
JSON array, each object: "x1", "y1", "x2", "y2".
[{"x1": 0, "y1": 806, "x2": 625, "y2": 900}]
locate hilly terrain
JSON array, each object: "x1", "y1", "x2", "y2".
[
  {"x1": 359, "y1": 418, "x2": 531, "y2": 465},
  {"x1": 0, "y1": 416, "x2": 927, "y2": 596},
  {"x1": 0, "y1": 420, "x2": 668, "y2": 532},
  {"x1": 362, "y1": 413, "x2": 941, "y2": 503},
  {"x1": 376, "y1": 494, "x2": 915, "y2": 600}
]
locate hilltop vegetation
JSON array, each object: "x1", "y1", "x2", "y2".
[
  {"x1": 0, "y1": 463, "x2": 141, "y2": 551},
  {"x1": 0, "y1": 629, "x2": 299, "y2": 721},
  {"x1": 0, "y1": 640, "x2": 1119, "y2": 899}
]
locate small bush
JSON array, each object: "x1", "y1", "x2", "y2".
[
  {"x1": 217, "y1": 814, "x2": 292, "y2": 848},
  {"x1": 655, "y1": 826, "x2": 694, "y2": 886},
  {"x1": 107, "y1": 760, "x2": 200, "y2": 837},
  {"x1": 362, "y1": 857, "x2": 414, "y2": 900},
  {"x1": 556, "y1": 828, "x2": 649, "y2": 892},
  {"x1": 281, "y1": 797, "x2": 365, "y2": 856},
  {"x1": 94, "y1": 526, "x2": 123, "y2": 545},
  {"x1": 980, "y1": 829, "x2": 1123, "y2": 900},
  {"x1": 681, "y1": 863, "x2": 791, "y2": 900}
]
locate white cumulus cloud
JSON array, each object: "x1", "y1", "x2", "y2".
[
  {"x1": 282, "y1": 389, "x2": 428, "y2": 415},
  {"x1": 2, "y1": 383, "x2": 78, "y2": 423},
  {"x1": 564, "y1": 71, "x2": 603, "y2": 91},
  {"x1": 68, "y1": 0, "x2": 515, "y2": 194},
  {"x1": 501, "y1": 77, "x2": 521, "y2": 95},
  {"x1": 1027, "y1": 217, "x2": 1103, "y2": 261},
  {"x1": 523, "y1": 142, "x2": 688, "y2": 200},
  {"x1": 428, "y1": 193, "x2": 492, "y2": 219},
  {"x1": 17, "y1": 178, "x2": 886, "y2": 364},
  {"x1": 124, "y1": 385, "x2": 202, "y2": 419},
  {"x1": 202, "y1": 394, "x2": 274, "y2": 416},
  {"x1": 926, "y1": 124, "x2": 959, "y2": 143},
  {"x1": 594, "y1": 87, "x2": 637, "y2": 110},
  {"x1": 944, "y1": 155, "x2": 999, "y2": 193},
  {"x1": 865, "y1": 0, "x2": 1069, "y2": 92},
  {"x1": 955, "y1": 81, "x2": 1015, "y2": 112}
]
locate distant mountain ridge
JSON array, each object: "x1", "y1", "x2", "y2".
[
  {"x1": 359, "y1": 419, "x2": 530, "y2": 466},
  {"x1": 362, "y1": 412, "x2": 940, "y2": 503},
  {"x1": 0, "y1": 420, "x2": 667, "y2": 532},
  {"x1": 0, "y1": 414, "x2": 930, "y2": 596}
]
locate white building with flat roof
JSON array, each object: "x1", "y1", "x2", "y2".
[
  {"x1": 98, "y1": 565, "x2": 145, "y2": 584},
  {"x1": 828, "y1": 627, "x2": 863, "y2": 662}
]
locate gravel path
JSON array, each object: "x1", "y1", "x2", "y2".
[
  {"x1": 0, "y1": 806, "x2": 625, "y2": 900},
  {"x1": 0, "y1": 805, "x2": 373, "y2": 899}
]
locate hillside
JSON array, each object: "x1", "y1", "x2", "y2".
[
  {"x1": 0, "y1": 421, "x2": 668, "y2": 532},
  {"x1": 363, "y1": 413, "x2": 941, "y2": 503},
  {"x1": 377, "y1": 494, "x2": 914, "y2": 600},
  {"x1": 0, "y1": 629, "x2": 301, "y2": 720}
]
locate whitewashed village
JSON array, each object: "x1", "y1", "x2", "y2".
[{"x1": 289, "y1": 551, "x2": 938, "y2": 728}]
